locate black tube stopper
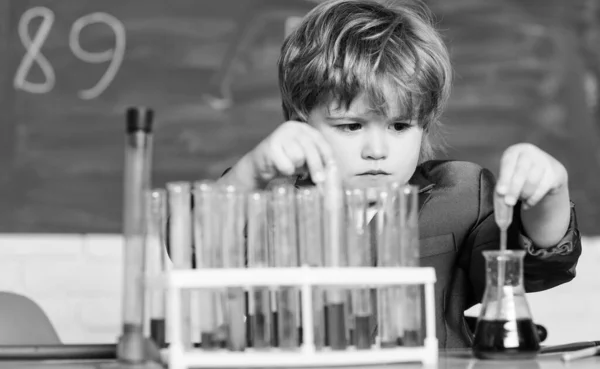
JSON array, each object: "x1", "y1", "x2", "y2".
[{"x1": 126, "y1": 107, "x2": 154, "y2": 134}]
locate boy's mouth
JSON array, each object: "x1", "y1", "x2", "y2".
[{"x1": 358, "y1": 170, "x2": 390, "y2": 176}]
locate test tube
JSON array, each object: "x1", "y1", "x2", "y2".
[
  {"x1": 296, "y1": 187, "x2": 325, "y2": 349},
  {"x1": 396, "y1": 184, "x2": 422, "y2": 346},
  {"x1": 321, "y1": 163, "x2": 348, "y2": 350},
  {"x1": 247, "y1": 190, "x2": 272, "y2": 348},
  {"x1": 271, "y1": 184, "x2": 300, "y2": 349},
  {"x1": 193, "y1": 181, "x2": 224, "y2": 349},
  {"x1": 145, "y1": 189, "x2": 167, "y2": 348},
  {"x1": 219, "y1": 185, "x2": 246, "y2": 351},
  {"x1": 166, "y1": 181, "x2": 193, "y2": 349},
  {"x1": 345, "y1": 187, "x2": 373, "y2": 349},
  {"x1": 375, "y1": 187, "x2": 401, "y2": 347},
  {"x1": 118, "y1": 107, "x2": 153, "y2": 363}
]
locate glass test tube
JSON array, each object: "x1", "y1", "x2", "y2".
[
  {"x1": 167, "y1": 182, "x2": 193, "y2": 348},
  {"x1": 345, "y1": 187, "x2": 373, "y2": 349},
  {"x1": 375, "y1": 187, "x2": 402, "y2": 347},
  {"x1": 145, "y1": 189, "x2": 167, "y2": 348},
  {"x1": 396, "y1": 184, "x2": 421, "y2": 346},
  {"x1": 247, "y1": 191, "x2": 272, "y2": 349},
  {"x1": 219, "y1": 185, "x2": 246, "y2": 351},
  {"x1": 193, "y1": 181, "x2": 224, "y2": 349},
  {"x1": 118, "y1": 107, "x2": 153, "y2": 363},
  {"x1": 271, "y1": 184, "x2": 300, "y2": 349},
  {"x1": 296, "y1": 187, "x2": 325, "y2": 349},
  {"x1": 321, "y1": 163, "x2": 348, "y2": 350}
]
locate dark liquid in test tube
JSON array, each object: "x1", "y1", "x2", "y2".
[
  {"x1": 201, "y1": 332, "x2": 218, "y2": 349},
  {"x1": 150, "y1": 318, "x2": 166, "y2": 348},
  {"x1": 249, "y1": 313, "x2": 267, "y2": 347},
  {"x1": 249, "y1": 289, "x2": 272, "y2": 349},
  {"x1": 403, "y1": 329, "x2": 421, "y2": 347},
  {"x1": 354, "y1": 315, "x2": 372, "y2": 349},
  {"x1": 326, "y1": 303, "x2": 347, "y2": 350}
]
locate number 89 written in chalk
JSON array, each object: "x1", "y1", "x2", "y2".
[{"x1": 13, "y1": 6, "x2": 126, "y2": 100}]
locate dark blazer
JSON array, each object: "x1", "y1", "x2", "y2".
[{"x1": 410, "y1": 160, "x2": 581, "y2": 348}]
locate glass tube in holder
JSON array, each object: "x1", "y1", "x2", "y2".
[
  {"x1": 345, "y1": 187, "x2": 373, "y2": 349},
  {"x1": 118, "y1": 107, "x2": 153, "y2": 363},
  {"x1": 145, "y1": 189, "x2": 167, "y2": 348},
  {"x1": 271, "y1": 184, "x2": 300, "y2": 349},
  {"x1": 167, "y1": 182, "x2": 193, "y2": 348},
  {"x1": 193, "y1": 181, "x2": 224, "y2": 349},
  {"x1": 247, "y1": 191, "x2": 272, "y2": 349},
  {"x1": 321, "y1": 163, "x2": 348, "y2": 350},
  {"x1": 396, "y1": 184, "x2": 421, "y2": 346},
  {"x1": 219, "y1": 185, "x2": 246, "y2": 351},
  {"x1": 374, "y1": 187, "x2": 402, "y2": 347},
  {"x1": 296, "y1": 187, "x2": 325, "y2": 349}
]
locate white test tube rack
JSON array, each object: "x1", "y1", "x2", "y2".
[{"x1": 160, "y1": 266, "x2": 438, "y2": 369}]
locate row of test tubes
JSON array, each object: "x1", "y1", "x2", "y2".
[{"x1": 143, "y1": 179, "x2": 423, "y2": 352}]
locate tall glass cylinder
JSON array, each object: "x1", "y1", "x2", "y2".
[
  {"x1": 396, "y1": 184, "x2": 421, "y2": 346},
  {"x1": 271, "y1": 184, "x2": 300, "y2": 349},
  {"x1": 193, "y1": 181, "x2": 224, "y2": 349},
  {"x1": 167, "y1": 181, "x2": 193, "y2": 348},
  {"x1": 219, "y1": 185, "x2": 246, "y2": 351},
  {"x1": 145, "y1": 189, "x2": 167, "y2": 348},
  {"x1": 118, "y1": 107, "x2": 153, "y2": 363},
  {"x1": 375, "y1": 187, "x2": 401, "y2": 347},
  {"x1": 296, "y1": 187, "x2": 325, "y2": 349},
  {"x1": 321, "y1": 163, "x2": 348, "y2": 350},
  {"x1": 247, "y1": 190, "x2": 272, "y2": 349},
  {"x1": 345, "y1": 187, "x2": 373, "y2": 349}
]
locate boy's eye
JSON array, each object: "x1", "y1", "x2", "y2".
[
  {"x1": 337, "y1": 123, "x2": 362, "y2": 132},
  {"x1": 391, "y1": 122, "x2": 411, "y2": 131}
]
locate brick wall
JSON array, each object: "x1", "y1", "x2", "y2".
[
  {"x1": 0, "y1": 234, "x2": 598, "y2": 346},
  {"x1": 0, "y1": 234, "x2": 122, "y2": 344}
]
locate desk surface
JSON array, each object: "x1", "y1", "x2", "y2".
[{"x1": 0, "y1": 351, "x2": 598, "y2": 369}]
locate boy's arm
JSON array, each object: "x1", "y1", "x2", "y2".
[
  {"x1": 218, "y1": 154, "x2": 261, "y2": 190},
  {"x1": 465, "y1": 168, "x2": 582, "y2": 305}
]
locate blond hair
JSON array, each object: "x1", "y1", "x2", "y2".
[{"x1": 278, "y1": 0, "x2": 452, "y2": 160}]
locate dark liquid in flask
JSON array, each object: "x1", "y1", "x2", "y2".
[{"x1": 473, "y1": 319, "x2": 540, "y2": 360}]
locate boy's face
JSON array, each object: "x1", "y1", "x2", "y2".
[{"x1": 307, "y1": 92, "x2": 423, "y2": 191}]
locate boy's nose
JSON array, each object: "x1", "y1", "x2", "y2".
[{"x1": 361, "y1": 129, "x2": 388, "y2": 160}]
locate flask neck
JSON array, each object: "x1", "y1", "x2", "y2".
[{"x1": 483, "y1": 250, "x2": 525, "y2": 288}]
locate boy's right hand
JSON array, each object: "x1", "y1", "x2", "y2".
[{"x1": 228, "y1": 121, "x2": 335, "y2": 189}]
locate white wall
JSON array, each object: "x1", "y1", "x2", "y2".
[{"x1": 0, "y1": 234, "x2": 598, "y2": 345}]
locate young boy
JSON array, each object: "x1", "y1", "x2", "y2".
[{"x1": 219, "y1": 0, "x2": 582, "y2": 348}]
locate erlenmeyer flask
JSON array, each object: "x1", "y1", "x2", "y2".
[{"x1": 473, "y1": 250, "x2": 540, "y2": 360}]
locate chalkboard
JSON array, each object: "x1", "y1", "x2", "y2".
[
  {"x1": 0, "y1": 0, "x2": 316, "y2": 232},
  {"x1": 2, "y1": 0, "x2": 600, "y2": 234}
]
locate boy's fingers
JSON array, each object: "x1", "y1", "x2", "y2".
[
  {"x1": 282, "y1": 141, "x2": 306, "y2": 169},
  {"x1": 520, "y1": 165, "x2": 545, "y2": 200},
  {"x1": 505, "y1": 155, "x2": 531, "y2": 206},
  {"x1": 497, "y1": 147, "x2": 520, "y2": 195},
  {"x1": 296, "y1": 137, "x2": 325, "y2": 183},
  {"x1": 270, "y1": 142, "x2": 296, "y2": 176},
  {"x1": 524, "y1": 169, "x2": 553, "y2": 208},
  {"x1": 302, "y1": 125, "x2": 335, "y2": 165}
]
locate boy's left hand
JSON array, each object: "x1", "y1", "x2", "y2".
[{"x1": 496, "y1": 143, "x2": 568, "y2": 209}]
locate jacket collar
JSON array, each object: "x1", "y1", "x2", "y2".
[{"x1": 409, "y1": 165, "x2": 436, "y2": 213}]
